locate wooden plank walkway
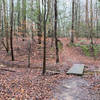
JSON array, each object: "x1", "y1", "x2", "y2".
[{"x1": 67, "y1": 64, "x2": 85, "y2": 75}]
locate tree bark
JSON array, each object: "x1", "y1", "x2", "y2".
[
  {"x1": 10, "y1": 0, "x2": 14, "y2": 61},
  {"x1": 71, "y1": 0, "x2": 75, "y2": 43},
  {"x1": 90, "y1": 0, "x2": 93, "y2": 45},
  {"x1": 22, "y1": 0, "x2": 26, "y2": 41},
  {"x1": 17, "y1": 0, "x2": 21, "y2": 33},
  {"x1": 54, "y1": 0, "x2": 59, "y2": 63},
  {"x1": 43, "y1": 0, "x2": 47, "y2": 75},
  {"x1": 2, "y1": 0, "x2": 9, "y2": 52}
]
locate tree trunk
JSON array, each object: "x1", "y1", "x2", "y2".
[
  {"x1": 2, "y1": 0, "x2": 9, "y2": 52},
  {"x1": 10, "y1": 0, "x2": 14, "y2": 61},
  {"x1": 90, "y1": 0, "x2": 93, "y2": 45},
  {"x1": 37, "y1": 0, "x2": 42, "y2": 44},
  {"x1": 71, "y1": 0, "x2": 75, "y2": 43},
  {"x1": 77, "y1": 0, "x2": 80, "y2": 38},
  {"x1": 90, "y1": 0, "x2": 95, "y2": 57},
  {"x1": 96, "y1": 0, "x2": 99, "y2": 38},
  {"x1": 43, "y1": 0, "x2": 47, "y2": 75},
  {"x1": 22, "y1": 0, "x2": 26, "y2": 41},
  {"x1": 54, "y1": 0, "x2": 59, "y2": 63},
  {"x1": 27, "y1": 40, "x2": 31, "y2": 68},
  {"x1": 75, "y1": 0, "x2": 78, "y2": 39},
  {"x1": 17, "y1": 0, "x2": 21, "y2": 33},
  {"x1": 85, "y1": 0, "x2": 89, "y2": 38},
  {"x1": 0, "y1": 3, "x2": 1, "y2": 35}
]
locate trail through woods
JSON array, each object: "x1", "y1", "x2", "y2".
[
  {"x1": 0, "y1": 38, "x2": 100, "y2": 100},
  {"x1": 52, "y1": 38, "x2": 100, "y2": 100},
  {"x1": 60, "y1": 38, "x2": 100, "y2": 65},
  {"x1": 53, "y1": 77, "x2": 99, "y2": 100}
]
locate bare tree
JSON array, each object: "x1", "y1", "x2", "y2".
[
  {"x1": 2, "y1": 0, "x2": 9, "y2": 52},
  {"x1": 0, "y1": 2, "x2": 2, "y2": 35},
  {"x1": 17, "y1": 0, "x2": 21, "y2": 33},
  {"x1": 54, "y1": 0, "x2": 59, "y2": 63},
  {"x1": 77, "y1": 0, "x2": 80, "y2": 37},
  {"x1": 27, "y1": 40, "x2": 31, "y2": 68},
  {"x1": 37, "y1": 0, "x2": 42, "y2": 44},
  {"x1": 43, "y1": 0, "x2": 47, "y2": 75},
  {"x1": 85, "y1": 0, "x2": 90, "y2": 38},
  {"x1": 90, "y1": 0, "x2": 94, "y2": 46},
  {"x1": 10, "y1": 0, "x2": 14, "y2": 61},
  {"x1": 22, "y1": 0, "x2": 26, "y2": 41},
  {"x1": 71, "y1": 0, "x2": 75, "y2": 43},
  {"x1": 86, "y1": 0, "x2": 89, "y2": 25},
  {"x1": 96, "y1": 0, "x2": 99, "y2": 38}
]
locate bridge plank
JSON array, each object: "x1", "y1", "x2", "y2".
[{"x1": 67, "y1": 64, "x2": 85, "y2": 75}]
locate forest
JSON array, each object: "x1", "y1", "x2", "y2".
[{"x1": 0, "y1": 0, "x2": 100, "y2": 100}]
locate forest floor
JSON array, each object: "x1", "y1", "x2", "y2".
[{"x1": 0, "y1": 37, "x2": 100, "y2": 100}]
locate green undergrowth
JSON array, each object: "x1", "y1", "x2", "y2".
[
  {"x1": 70, "y1": 43, "x2": 100, "y2": 57},
  {"x1": 58, "y1": 41, "x2": 63, "y2": 50},
  {"x1": 50, "y1": 41, "x2": 63, "y2": 51}
]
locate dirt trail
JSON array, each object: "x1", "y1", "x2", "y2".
[
  {"x1": 59, "y1": 38, "x2": 100, "y2": 65},
  {"x1": 53, "y1": 77, "x2": 99, "y2": 100},
  {"x1": 52, "y1": 39, "x2": 100, "y2": 100}
]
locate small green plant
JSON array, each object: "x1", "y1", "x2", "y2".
[
  {"x1": 50, "y1": 46, "x2": 55, "y2": 51},
  {"x1": 68, "y1": 42, "x2": 76, "y2": 47},
  {"x1": 58, "y1": 41, "x2": 63, "y2": 50},
  {"x1": 72, "y1": 43, "x2": 100, "y2": 57},
  {"x1": 80, "y1": 44, "x2": 100, "y2": 57},
  {"x1": 93, "y1": 45, "x2": 100, "y2": 57},
  {"x1": 79, "y1": 40, "x2": 86, "y2": 44},
  {"x1": 80, "y1": 45, "x2": 90, "y2": 56},
  {"x1": 7, "y1": 51, "x2": 11, "y2": 56}
]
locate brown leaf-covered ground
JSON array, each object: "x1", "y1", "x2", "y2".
[{"x1": 0, "y1": 37, "x2": 100, "y2": 100}]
